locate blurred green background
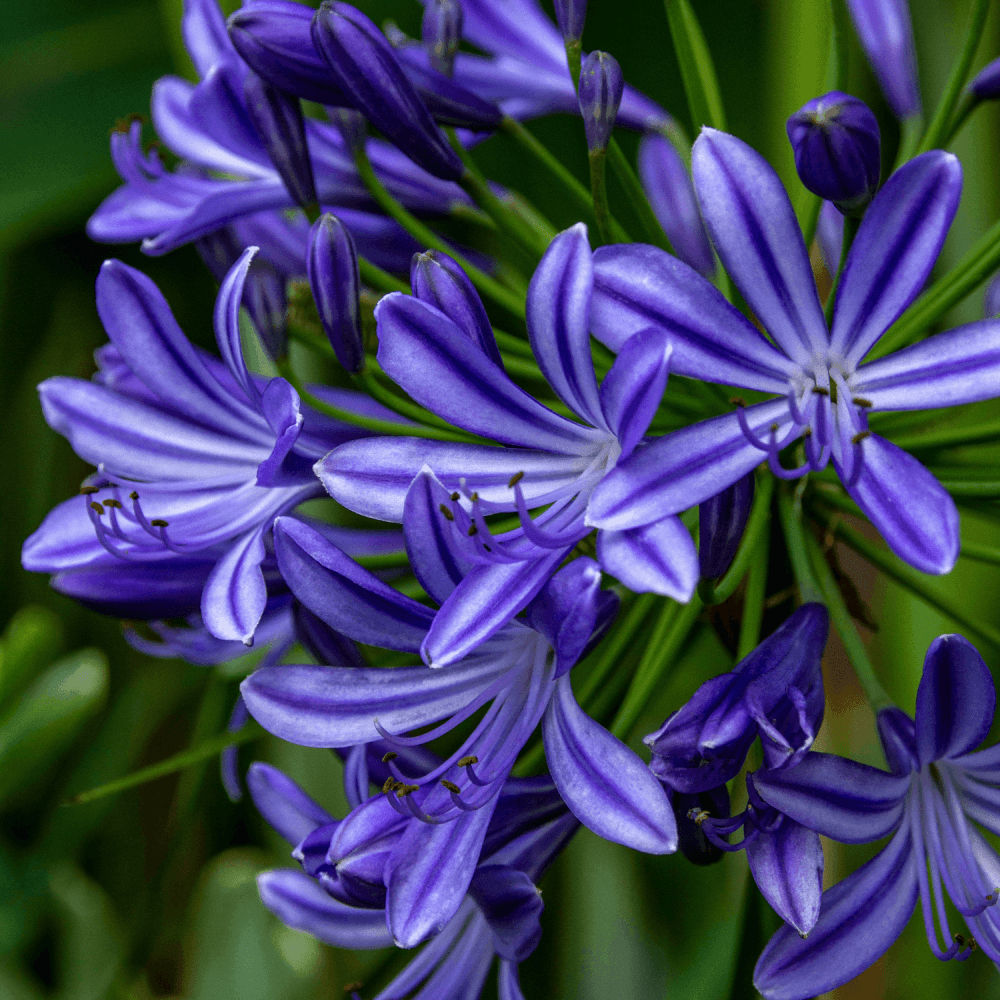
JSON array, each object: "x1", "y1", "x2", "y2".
[{"x1": 4, "y1": 0, "x2": 1000, "y2": 997}]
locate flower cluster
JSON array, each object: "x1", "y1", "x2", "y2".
[{"x1": 23, "y1": 0, "x2": 1000, "y2": 995}]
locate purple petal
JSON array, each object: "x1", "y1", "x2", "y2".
[
  {"x1": 317, "y1": 438, "x2": 592, "y2": 522},
  {"x1": 499, "y1": 959, "x2": 526, "y2": 1000},
  {"x1": 915, "y1": 633, "x2": 996, "y2": 765},
  {"x1": 591, "y1": 243, "x2": 795, "y2": 391},
  {"x1": 852, "y1": 319, "x2": 1000, "y2": 410},
  {"x1": 831, "y1": 151, "x2": 962, "y2": 365},
  {"x1": 273, "y1": 516, "x2": 433, "y2": 651},
  {"x1": 222, "y1": 694, "x2": 250, "y2": 802},
  {"x1": 257, "y1": 869, "x2": 393, "y2": 948},
  {"x1": 183, "y1": 0, "x2": 235, "y2": 76},
  {"x1": 842, "y1": 433, "x2": 959, "y2": 575},
  {"x1": 542, "y1": 675, "x2": 677, "y2": 853},
  {"x1": 255, "y1": 377, "x2": 305, "y2": 486},
  {"x1": 598, "y1": 327, "x2": 671, "y2": 461},
  {"x1": 376, "y1": 293, "x2": 602, "y2": 454},
  {"x1": 596, "y1": 516, "x2": 698, "y2": 600},
  {"x1": 692, "y1": 129, "x2": 827, "y2": 364},
  {"x1": 200, "y1": 525, "x2": 268, "y2": 644},
  {"x1": 845, "y1": 0, "x2": 921, "y2": 120},
  {"x1": 587, "y1": 399, "x2": 796, "y2": 530},
  {"x1": 468, "y1": 864, "x2": 543, "y2": 962},
  {"x1": 698, "y1": 473, "x2": 755, "y2": 579},
  {"x1": 307, "y1": 214, "x2": 364, "y2": 373},
  {"x1": 750, "y1": 752, "x2": 909, "y2": 844},
  {"x1": 816, "y1": 199, "x2": 843, "y2": 275},
  {"x1": 526, "y1": 224, "x2": 605, "y2": 427},
  {"x1": 876, "y1": 706, "x2": 919, "y2": 775},
  {"x1": 746, "y1": 818, "x2": 823, "y2": 936},
  {"x1": 246, "y1": 762, "x2": 335, "y2": 844},
  {"x1": 753, "y1": 828, "x2": 917, "y2": 1000}
]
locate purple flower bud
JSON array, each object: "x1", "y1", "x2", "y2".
[
  {"x1": 970, "y1": 56, "x2": 1000, "y2": 100},
  {"x1": 311, "y1": 2, "x2": 463, "y2": 180},
  {"x1": 786, "y1": 92, "x2": 881, "y2": 214},
  {"x1": 554, "y1": 0, "x2": 586, "y2": 43},
  {"x1": 578, "y1": 51, "x2": 623, "y2": 153},
  {"x1": 638, "y1": 133, "x2": 715, "y2": 277},
  {"x1": 985, "y1": 272, "x2": 1000, "y2": 318},
  {"x1": 421, "y1": 0, "x2": 463, "y2": 77},
  {"x1": 410, "y1": 250, "x2": 503, "y2": 366},
  {"x1": 845, "y1": 0, "x2": 921, "y2": 120},
  {"x1": 243, "y1": 70, "x2": 317, "y2": 208},
  {"x1": 698, "y1": 473, "x2": 755, "y2": 580},
  {"x1": 307, "y1": 214, "x2": 364, "y2": 373}
]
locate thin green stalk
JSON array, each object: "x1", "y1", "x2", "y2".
[
  {"x1": 894, "y1": 114, "x2": 925, "y2": 169},
  {"x1": 917, "y1": 0, "x2": 990, "y2": 154},
  {"x1": 606, "y1": 138, "x2": 672, "y2": 251},
  {"x1": 500, "y1": 116, "x2": 630, "y2": 243},
  {"x1": 493, "y1": 328, "x2": 535, "y2": 358},
  {"x1": 663, "y1": 0, "x2": 727, "y2": 131},
  {"x1": 736, "y1": 524, "x2": 770, "y2": 658},
  {"x1": 353, "y1": 145, "x2": 526, "y2": 319},
  {"x1": 359, "y1": 257, "x2": 410, "y2": 294},
  {"x1": 355, "y1": 551, "x2": 410, "y2": 569},
  {"x1": 588, "y1": 149, "x2": 614, "y2": 245},
  {"x1": 565, "y1": 39, "x2": 583, "y2": 89},
  {"x1": 67, "y1": 721, "x2": 264, "y2": 805},
  {"x1": 887, "y1": 418, "x2": 1000, "y2": 452},
  {"x1": 777, "y1": 486, "x2": 823, "y2": 604},
  {"x1": 610, "y1": 596, "x2": 704, "y2": 740},
  {"x1": 288, "y1": 319, "x2": 335, "y2": 360},
  {"x1": 700, "y1": 470, "x2": 775, "y2": 605},
  {"x1": 937, "y1": 478, "x2": 1000, "y2": 499},
  {"x1": 801, "y1": 193, "x2": 823, "y2": 254},
  {"x1": 824, "y1": 214, "x2": 860, "y2": 325},
  {"x1": 960, "y1": 541, "x2": 1000, "y2": 565},
  {"x1": 806, "y1": 531, "x2": 893, "y2": 711},
  {"x1": 816, "y1": 509, "x2": 1000, "y2": 649},
  {"x1": 942, "y1": 89, "x2": 979, "y2": 147},
  {"x1": 830, "y1": 0, "x2": 851, "y2": 93}
]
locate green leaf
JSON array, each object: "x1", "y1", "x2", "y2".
[
  {"x1": 0, "y1": 605, "x2": 63, "y2": 712},
  {"x1": 664, "y1": 0, "x2": 727, "y2": 132}
]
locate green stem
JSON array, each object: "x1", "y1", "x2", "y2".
[
  {"x1": 699, "y1": 470, "x2": 775, "y2": 605},
  {"x1": 824, "y1": 213, "x2": 860, "y2": 325},
  {"x1": 500, "y1": 116, "x2": 631, "y2": 243},
  {"x1": 736, "y1": 523, "x2": 770, "y2": 658},
  {"x1": 894, "y1": 113, "x2": 925, "y2": 169},
  {"x1": 68, "y1": 722, "x2": 264, "y2": 805},
  {"x1": 816, "y1": 509, "x2": 1000, "y2": 649},
  {"x1": 588, "y1": 149, "x2": 614, "y2": 245},
  {"x1": 565, "y1": 38, "x2": 583, "y2": 89},
  {"x1": 960, "y1": 541, "x2": 1000, "y2": 566},
  {"x1": 887, "y1": 418, "x2": 1000, "y2": 452},
  {"x1": 801, "y1": 193, "x2": 824, "y2": 255},
  {"x1": 359, "y1": 257, "x2": 410, "y2": 295},
  {"x1": 777, "y1": 486, "x2": 823, "y2": 604},
  {"x1": 288, "y1": 319, "x2": 335, "y2": 360},
  {"x1": 606, "y1": 137, "x2": 672, "y2": 251},
  {"x1": 353, "y1": 144, "x2": 526, "y2": 319},
  {"x1": 805, "y1": 531, "x2": 893, "y2": 711},
  {"x1": 942, "y1": 89, "x2": 980, "y2": 147},
  {"x1": 610, "y1": 596, "x2": 703, "y2": 740},
  {"x1": 830, "y1": 0, "x2": 851, "y2": 93},
  {"x1": 663, "y1": 0, "x2": 727, "y2": 131},
  {"x1": 917, "y1": 0, "x2": 991, "y2": 154}
]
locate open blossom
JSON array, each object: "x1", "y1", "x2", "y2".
[
  {"x1": 587, "y1": 128, "x2": 1000, "y2": 575},
  {"x1": 752, "y1": 634, "x2": 1000, "y2": 998}
]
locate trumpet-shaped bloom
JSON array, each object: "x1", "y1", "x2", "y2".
[
  {"x1": 752, "y1": 634, "x2": 1000, "y2": 998},
  {"x1": 587, "y1": 129, "x2": 1000, "y2": 575}
]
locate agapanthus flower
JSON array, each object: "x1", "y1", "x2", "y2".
[
  {"x1": 249, "y1": 746, "x2": 577, "y2": 993},
  {"x1": 752, "y1": 633, "x2": 1000, "y2": 998},
  {"x1": 241, "y1": 469, "x2": 677, "y2": 872},
  {"x1": 587, "y1": 128, "x2": 1000, "y2": 575},
  {"x1": 21, "y1": 249, "x2": 399, "y2": 644},
  {"x1": 845, "y1": 0, "x2": 921, "y2": 120}
]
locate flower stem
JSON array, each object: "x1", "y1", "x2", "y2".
[
  {"x1": 588, "y1": 149, "x2": 614, "y2": 245},
  {"x1": 358, "y1": 256, "x2": 410, "y2": 295},
  {"x1": 663, "y1": 0, "x2": 727, "y2": 131},
  {"x1": 565, "y1": 38, "x2": 583, "y2": 89},
  {"x1": 823, "y1": 213, "x2": 860, "y2": 325},
  {"x1": 777, "y1": 485, "x2": 823, "y2": 605},
  {"x1": 606, "y1": 137, "x2": 672, "y2": 252},
  {"x1": 736, "y1": 522, "x2": 770, "y2": 658},
  {"x1": 887, "y1": 417, "x2": 1000, "y2": 453}
]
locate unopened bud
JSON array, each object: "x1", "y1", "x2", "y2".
[
  {"x1": 578, "y1": 51, "x2": 623, "y2": 153},
  {"x1": 422, "y1": 0, "x2": 463, "y2": 77},
  {"x1": 698, "y1": 473, "x2": 755, "y2": 580},
  {"x1": 554, "y1": 0, "x2": 586, "y2": 43},
  {"x1": 970, "y1": 56, "x2": 1000, "y2": 100}
]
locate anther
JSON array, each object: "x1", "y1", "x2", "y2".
[
  {"x1": 811, "y1": 386, "x2": 829, "y2": 396},
  {"x1": 441, "y1": 780, "x2": 460, "y2": 793},
  {"x1": 90, "y1": 502, "x2": 105, "y2": 515},
  {"x1": 508, "y1": 471, "x2": 525, "y2": 488},
  {"x1": 450, "y1": 492, "x2": 460, "y2": 501},
  {"x1": 852, "y1": 397, "x2": 873, "y2": 407},
  {"x1": 730, "y1": 396, "x2": 746, "y2": 407},
  {"x1": 103, "y1": 499, "x2": 122, "y2": 508},
  {"x1": 687, "y1": 808, "x2": 710, "y2": 826},
  {"x1": 382, "y1": 751, "x2": 398, "y2": 762},
  {"x1": 770, "y1": 423, "x2": 778, "y2": 433},
  {"x1": 382, "y1": 777, "x2": 397, "y2": 794},
  {"x1": 970, "y1": 937, "x2": 978, "y2": 952},
  {"x1": 802, "y1": 427, "x2": 812, "y2": 438},
  {"x1": 470, "y1": 492, "x2": 479, "y2": 502},
  {"x1": 129, "y1": 491, "x2": 139, "y2": 500},
  {"x1": 396, "y1": 783, "x2": 419, "y2": 797},
  {"x1": 851, "y1": 430, "x2": 870, "y2": 444},
  {"x1": 955, "y1": 933, "x2": 966, "y2": 947},
  {"x1": 457, "y1": 756, "x2": 479, "y2": 767},
  {"x1": 80, "y1": 486, "x2": 100, "y2": 495},
  {"x1": 467, "y1": 523, "x2": 478, "y2": 536},
  {"x1": 150, "y1": 519, "x2": 169, "y2": 527},
  {"x1": 438, "y1": 504, "x2": 455, "y2": 521}
]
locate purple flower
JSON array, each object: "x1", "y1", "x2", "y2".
[
  {"x1": 317, "y1": 226, "x2": 698, "y2": 663},
  {"x1": 554, "y1": 0, "x2": 587, "y2": 43},
  {"x1": 845, "y1": 0, "x2": 921, "y2": 120},
  {"x1": 786, "y1": 92, "x2": 881, "y2": 214},
  {"x1": 578, "y1": 51, "x2": 624, "y2": 153},
  {"x1": 698, "y1": 473, "x2": 755, "y2": 581},
  {"x1": 242, "y1": 468, "x2": 677, "y2": 865},
  {"x1": 422, "y1": 0, "x2": 463, "y2": 77},
  {"x1": 249, "y1": 751, "x2": 576, "y2": 990},
  {"x1": 21, "y1": 251, "x2": 396, "y2": 644},
  {"x1": 586, "y1": 129, "x2": 1000, "y2": 575},
  {"x1": 969, "y1": 56, "x2": 1000, "y2": 100},
  {"x1": 752, "y1": 634, "x2": 1000, "y2": 998}
]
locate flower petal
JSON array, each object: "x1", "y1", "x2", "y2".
[
  {"x1": 596, "y1": 516, "x2": 698, "y2": 600},
  {"x1": 842, "y1": 433, "x2": 959, "y2": 575},
  {"x1": 692, "y1": 129, "x2": 827, "y2": 364},
  {"x1": 200, "y1": 525, "x2": 268, "y2": 644},
  {"x1": 257, "y1": 869, "x2": 393, "y2": 949},
  {"x1": 246, "y1": 762, "x2": 335, "y2": 845},
  {"x1": 831, "y1": 150, "x2": 962, "y2": 365},
  {"x1": 753, "y1": 828, "x2": 917, "y2": 1000},
  {"x1": 542, "y1": 674, "x2": 677, "y2": 853},
  {"x1": 915, "y1": 633, "x2": 996, "y2": 765},
  {"x1": 468, "y1": 864, "x2": 543, "y2": 962},
  {"x1": 183, "y1": 0, "x2": 235, "y2": 76},
  {"x1": 750, "y1": 752, "x2": 909, "y2": 844},
  {"x1": 590, "y1": 243, "x2": 795, "y2": 392}
]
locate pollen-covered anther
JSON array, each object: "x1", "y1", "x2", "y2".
[
  {"x1": 467, "y1": 523, "x2": 478, "y2": 536},
  {"x1": 103, "y1": 499, "x2": 122, "y2": 508},
  {"x1": 730, "y1": 396, "x2": 746, "y2": 407},
  {"x1": 852, "y1": 396, "x2": 873, "y2": 407},
  {"x1": 457, "y1": 755, "x2": 479, "y2": 767},
  {"x1": 686, "y1": 808, "x2": 711, "y2": 826},
  {"x1": 438, "y1": 503, "x2": 455, "y2": 521},
  {"x1": 129, "y1": 491, "x2": 139, "y2": 500},
  {"x1": 90, "y1": 502, "x2": 105, "y2": 515},
  {"x1": 381, "y1": 777, "x2": 398, "y2": 794},
  {"x1": 396, "y1": 783, "x2": 420, "y2": 798},
  {"x1": 851, "y1": 430, "x2": 871, "y2": 444},
  {"x1": 450, "y1": 491, "x2": 460, "y2": 501},
  {"x1": 441, "y1": 779, "x2": 461, "y2": 793},
  {"x1": 80, "y1": 486, "x2": 100, "y2": 495},
  {"x1": 508, "y1": 470, "x2": 525, "y2": 488},
  {"x1": 811, "y1": 386, "x2": 829, "y2": 395},
  {"x1": 470, "y1": 492, "x2": 479, "y2": 502},
  {"x1": 150, "y1": 519, "x2": 169, "y2": 527},
  {"x1": 954, "y1": 933, "x2": 966, "y2": 947},
  {"x1": 382, "y1": 751, "x2": 398, "y2": 762}
]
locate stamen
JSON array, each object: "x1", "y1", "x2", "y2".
[
  {"x1": 450, "y1": 492, "x2": 460, "y2": 501},
  {"x1": 90, "y1": 502, "x2": 105, "y2": 515},
  {"x1": 382, "y1": 777, "x2": 399, "y2": 794},
  {"x1": 150, "y1": 519, "x2": 169, "y2": 527},
  {"x1": 811, "y1": 386, "x2": 829, "y2": 396},
  {"x1": 687, "y1": 808, "x2": 710, "y2": 826},
  {"x1": 853, "y1": 397, "x2": 873, "y2": 407},
  {"x1": 851, "y1": 430, "x2": 871, "y2": 444},
  {"x1": 457, "y1": 756, "x2": 479, "y2": 767},
  {"x1": 80, "y1": 486, "x2": 100, "y2": 495},
  {"x1": 129, "y1": 491, "x2": 139, "y2": 499},
  {"x1": 438, "y1": 504, "x2": 455, "y2": 521},
  {"x1": 382, "y1": 751, "x2": 398, "y2": 762},
  {"x1": 467, "y1": 523, "x2": 477, "y2": 536},
  {"x1": 508, "y1": 471, "x2": 525, "y2": 488},
  {"x1": 441, "y1": 780, "x2": 460, "y2": 793},
  {"x1": 395, "y1": 783, "x2": 420, "y2": 797},
  {"x1": 730, "y1": 396, "x2": 746, "y2": 407},
  {"x1": 103, "y1": 498, "x2": 122, "y2": 508}
]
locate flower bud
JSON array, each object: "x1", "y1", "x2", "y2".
[
  {"x1": 554, "y1": 0, "x2": 586, "y2": 43},
  {"x1": 578, "y1": 51, "x2": 623, "y2": 153},
  {"x1": 969, "y1": 56, "x2": 1000, "y2": 101},
  {"x1": 307, "y1": 214, "x2": 365, "y2": 373},
  {"x1": 698, "y1": 473, "x2": 754, "y2": 580},
  {"x1": 311, "y1": 2, "x2": 463, "y2": 180},
  {"x1": 422, "y1": 0, "x2": 463, "y2": 77},
  {"x1": 410, "y1": 251, "x2": 502, "y2": 365},
  {"x1": 243, "y1": 70, "x2": 317, "y2": 208},
  {"x1": 786, "y1": 91, "x2": 881, "y2": 214},
  {"x1": 638, "y1": 133, "x2": 715, "y2": 277},
  {"x1": 845, "y1": 0, "x2": 921, "y2": 120}
]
